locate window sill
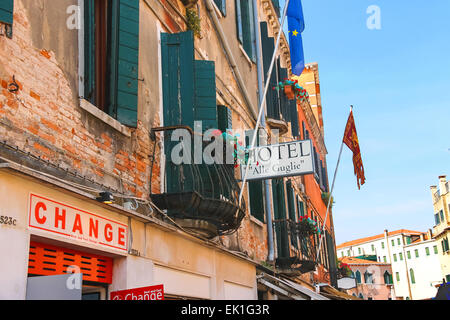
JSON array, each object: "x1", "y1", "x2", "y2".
[
  {"x1": 239, "y1": 44, "x2": 255, "y2": 67},
  {"x1": 79, "y1": 99, "x2": 132, "y2": 137},
  {"x1": 249, "y1": 214, "x2": 265, "y2": 228}
]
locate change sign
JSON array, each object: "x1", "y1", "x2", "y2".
[{"x1": 240, "y1": 140, "x2": 315, "y2": 181}]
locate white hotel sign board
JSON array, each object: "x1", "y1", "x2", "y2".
[{"x1": 240, "y1": 140, "x2": 316, "y2": 181}]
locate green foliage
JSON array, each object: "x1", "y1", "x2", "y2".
[{"x1": 186, "y1": 8, "x2": 201, "y2": 38}]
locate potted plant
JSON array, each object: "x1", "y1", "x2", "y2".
[
  {"x1": 296, "y1": 216, "x2": 321, "y2": 237},
  {"x1": 274, "y1": 79, "x2": 309, "y2": 102}
]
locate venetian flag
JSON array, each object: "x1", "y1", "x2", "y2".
[
  {"x1": 343, "y1": 109, "x2": 366, "y2": 189},
  {"x1": 287, "y1": 0, "x2": 305, "y2": 76}
]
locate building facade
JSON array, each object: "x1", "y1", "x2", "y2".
[
  {"x1": 430, "y1": 175, "x2": 450, "y2": 283},
  {"x1": 0, "y1": 0, "x2": 337, "y2": 300},
  {"x1": 337, "y1": 229, "x2": 443, "y2": 300},
  {"x1": 339, "y1": 256, "x2": 395, "y2": 300}
]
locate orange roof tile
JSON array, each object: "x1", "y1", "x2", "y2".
[
  {"x1": 339, "y1": 256, "x2": 390, "y2": 266},
  {"x1": 336, "y1": 229, "x2": 423, "y2": 249}
]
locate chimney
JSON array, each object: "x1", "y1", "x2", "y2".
[
  {"x1": 439, "y1": 176, "x2": 447, "y2": 195},
  {"x1": 427, "y1": 229, "x2": 433, "y2": 240},
  {"x1": 430, "y1": 185, "x2": 438, "y2": 202}
]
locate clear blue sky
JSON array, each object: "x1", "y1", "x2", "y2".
[{"x1": 279, "y1": 0, "x2": 450, "y2": 244}]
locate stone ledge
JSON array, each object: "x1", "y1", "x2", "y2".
[{"x1": 79, "y1": 99, "x2": 132, "y2": 137}]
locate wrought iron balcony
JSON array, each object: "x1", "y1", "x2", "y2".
[
  {"x1": 274, "y1": 219, "x2": 318, "y2": 274},
  {"x1": 149, "y1": 126, "x2": 246, "y2": 239}
]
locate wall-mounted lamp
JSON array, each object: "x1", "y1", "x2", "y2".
[{"x1": 96, "y1": 192, "x2": 114, "y2": 204}]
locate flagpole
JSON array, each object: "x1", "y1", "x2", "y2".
[
  {"x1": 237, "y1": 0, "x2": 291, "y2": 210},
  {"x1": 315, "y1": 105, "x2": 353, "y2": 266}
]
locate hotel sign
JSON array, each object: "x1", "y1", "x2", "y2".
[
  {"x1": 240, "y1": 140, "x2": 315, "y2": 181},
  {"x1": 28, "y1": 193, "x2": 128, "y2": 252}
]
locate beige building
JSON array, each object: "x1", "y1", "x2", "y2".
[{"x1": 430, "y1": 175, "x2": 450, "y2": 283}]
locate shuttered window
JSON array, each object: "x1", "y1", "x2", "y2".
[
  {"x1": 272, "y1": 178, "x2": 289, "y2": 258},
  {"x1": 246, "y1": 130, "x2": 265, "y2": 223},
  {"x1": 0, "y1": 0, "x2": 13, "y2": 37},
  {"x1": 235, "y1": 0, "x2": 256, "y2": 62},
  {"x1": 286, "y1": 181, "x2": 298, "y2": 248},
  {"x1": 260, "y1": 22, "x2": 280, "y2": 119},
  {"x1": 84, "y1": 0, "x2": 140, "y2": 127},
  {"x1": 161, "y1": 31, "x2": 219, "y2": 191},
  {"x1": 214, "y1": 0, "x2": 226, "y2": 16}
]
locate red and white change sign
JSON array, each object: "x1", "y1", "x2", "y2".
[
  {"x1": 110, "y1": 285, "x2": 164, "y2": 300},
  {"x1": 28, "y1": 193, "x2": 128, "y2": 252}
]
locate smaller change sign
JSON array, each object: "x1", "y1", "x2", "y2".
[{"x1": 110, "y1": 284, "x2": 164, "y2": 300}]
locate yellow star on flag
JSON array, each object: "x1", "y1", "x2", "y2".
[{"x1": 292, "y1": 30, "x2": 299, "y2": 36}]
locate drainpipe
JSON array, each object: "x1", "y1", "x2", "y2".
[
  {"x1": 252, "y1": 0, "x2": 275, "y2": 262},
  {"x1": 204, "y1": 0, "x2": 258, "y2": 121}
]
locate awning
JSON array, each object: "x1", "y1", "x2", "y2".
[
  {"x1": 257, "y1": 273, "x2": 329, "y2": 300},
  {"x1": 318, "y1": 284, "x2": 360, "y2": 300}
]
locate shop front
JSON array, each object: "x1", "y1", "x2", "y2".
[{"x1": 0, "y1": 161, "x2": 257, "y2": 300}]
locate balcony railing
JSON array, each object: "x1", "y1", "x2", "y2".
[
  {"x1": 149, "y1": 126, "x2": 246, "y2": 238},
  {"x1": 274, "y1": 219, "x2": 318, "y2": 274}
]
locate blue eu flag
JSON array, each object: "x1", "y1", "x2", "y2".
[{"x1": 287, "y1": 0, "x2": 305, "y2": 76}]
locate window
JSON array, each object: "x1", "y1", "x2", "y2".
[
  {"x1": 371, "y1": 244, "x2": 375, "y2": 252},
  {"x1": 440, "y1": 210, "x2": 444, "y2": 222},
  {"x1": 383, "y1": 256, "x2": 387, "y2": 263},
  {"x1": 396, "y1": 272, "x2": 400, "y2": 282},
  {"x1": 83, "y1": 0, "x2": 140, "y2": 127},
  {"x1": 235, "y1": 0, "x2": 256, "y2": 61},
  {"x1": 406, "y1": 237, "x2": 412, "y2": 245},
  {"x1": 391, "y1": 239, "x2": 395, "y2": 247},
  {"x1": 358, "y1": 248, "x2": 361, "y2": 254},
  {"x1": 347, "y1": 250, "x2": 351, "y2": 256},
  {"x1": 384, "y1": 271, "x2": 393, "y2": 284},
  {"x1": 410, "y1": 269, "x2": 415, "y2": 284},
  {"x1": 381, "y1": 241, "x2": 385, "y2": 249},
  {"x1": 415, "y1": 249, "x2": 419, "y2": 258},
  {"x1": 393, "y1": 254, "x2": 397, "y2": 262},
  {"x1": 399, "y1": 252, "x2": 403, "y2": 261},
  {"x1": 397, "y1": 238, "x2": 401, "y2": 245},
  {"x1": 407, "y1": 251, "x2": 411, "y2": 259},
  {"x1": 434, "y1": 245, "x2": 438, "y2": 254},
  {"x1": 364, "y1": 271, "x2": 373, "y2": 284},
  {"x1": 442, "y1": 238, "x2": 449, "y2": 253},
  {"x1": 341, "y1": 252, "x2": 344, "y2": 258},
  {"x1": 245, "y1": 130, "x2": 265, "y2": 223},
  {"x1": 0, "y1": 0, "x2": 13, "y2": 38},
  {"x1": 358, "y1": 293, "x2": 364, "y2": 299},
  {"x1": 435, "y1": 213, "x2": 441, "y2": 225},
  {"x1": 355, "y1": 271, "x2": 362, "y2": 284},
  {"x1": 425, "y1": 247, "x2": 430, "y2": 256},
  {"x1": 214, "y1": 0, "x2": 226, "y2": 16}
]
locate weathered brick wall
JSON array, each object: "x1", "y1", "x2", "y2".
[{"x1": 0, "y1": 0, "x2": 155, "y2": 199}]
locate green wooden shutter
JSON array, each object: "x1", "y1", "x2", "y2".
[
  {"x1": 0, "y1": 0, "x2": 13, "y2": 37},
  {"x1": 235, "y1": 0, "x2": 243, "y2": 44},
  {"x1": 286, "y1": 180, "x2": 297, "y2": 248},
  {"x1": 240, "y1": 0, "x2": 255, "y2": 62},
  {"x1": 277, "y1": 61, "x2": 290, "y2": 122},
  {"x1": 260, "y1": 22, "x2": 280, "y2": 119},
  {"x1": 109, "y1": 0, "x2": 140, "y2": 127},
  {"x1": 84, "y1": 0, "x2": 95, "y2": 103},
  {"x1": 161, "y1": 31, "x2": 195, "y2": 128},
  {"x1": 217, "y1": 105, "x2": 232, "y2": 132},
  {"x1": 245, "y1": 130, "x2": 265, "y2": 222},
  {"x1": 161, "y1": 31, "x2": 196, "y2": 193},
  {"x1": 214, "y1": 0, "x2": 226, "y2": 16},
  {"x1": 194, "y1": 60, "x2": 217, "y2": 131},
  {"x1": 273, "y1": 179, "x2": 289, "y2": 258},
  {"x1": 0, "y1": 0, "x2": 13, "y2": 24},
  {"x1": 290, "y1": 99, "x2": 299, "y2": 137},
  {"x1": 271, "y1": 0, "x2": 280, "y2": 16}
]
